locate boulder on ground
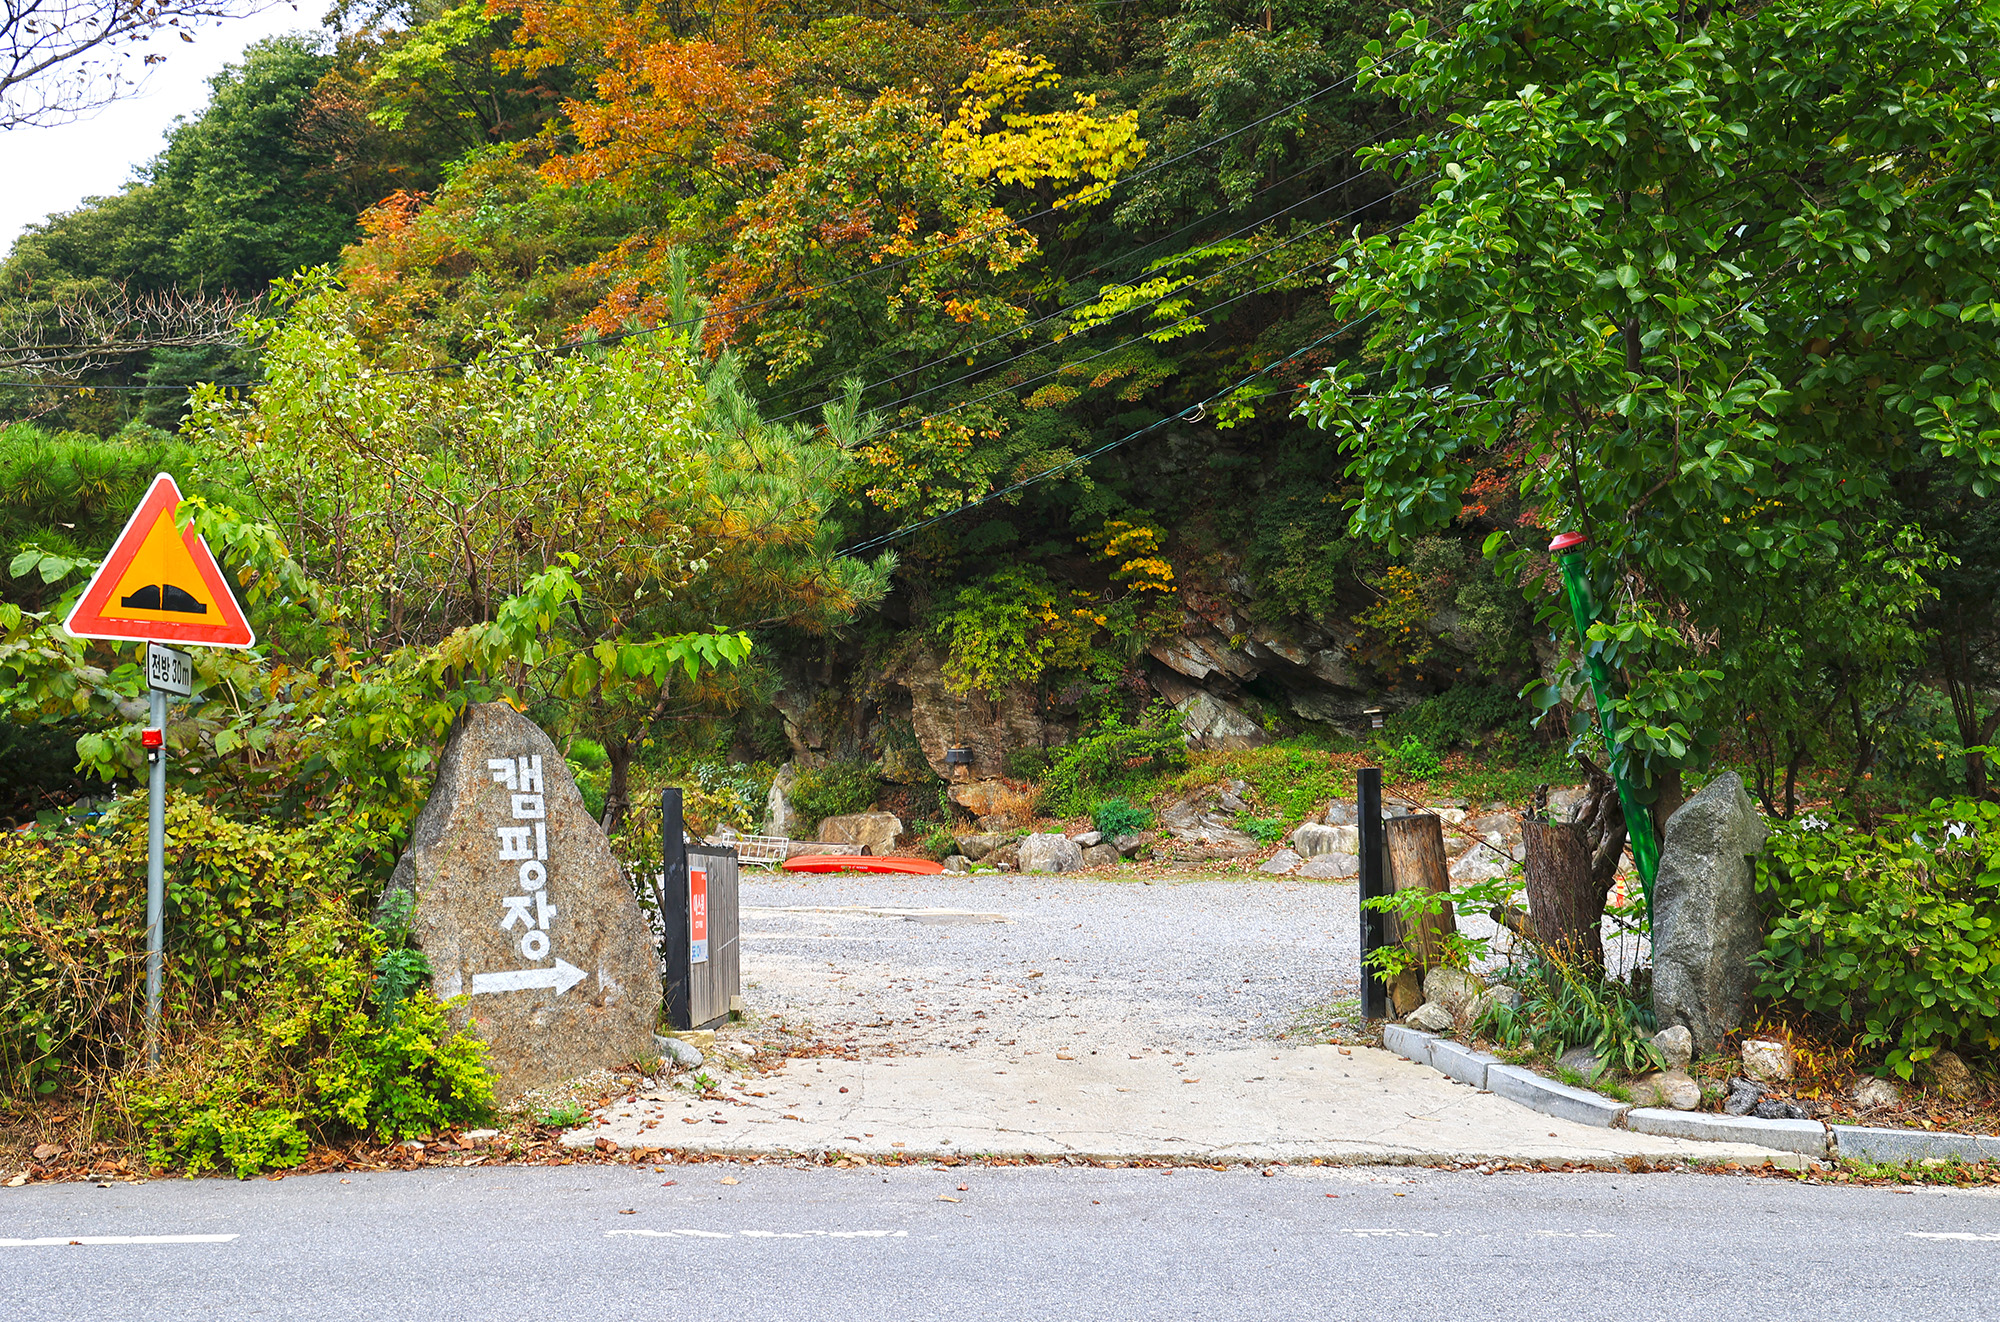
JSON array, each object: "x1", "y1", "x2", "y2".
[
  {"x1": 1467, "y1": 984, "x2": 1521, "y2": 1026},
  {"x1": 1422, "y1": 966, "x2": 1485, "y2": 1014},
  {"x1": 1390, "y1": 969, "x2": 1425, "y2": 1018},
  {"x1": 816, "y1": 811, "x2": 903, "y2": 856},
  {"x1": 1070, "y1": 830, "x2": 1104, "y2": 848},
  {"x1": 1292, "y1": 822, "x2": 1359, "y2": 858},
  {"x1": 955, "y1": 832, "x2": 1004, "y2": 861},
  {"x1": 1652, "y1": 1025, "x2": 1694, "y2": 1072},
  {"x1": 1557, "y1": 1045, "x2": 1606, "y2": 1081},
  {"x1": 942, "y1": 854, "x2": 972, "y2": 874},
  {"x1": 1448, "y1": 850, "x2": 1513, "y2": 883},
  {"x1": 1113, "y1": 832, "x2": 1148, "y2": 858},
  {"x1": 949, "y1": 779, "x2": 1037, "y2": 830},
  {"x1": 1405, "y1": 1002, "x2": 1455, "y2": 1033},
  {"x1": 1299, "y1": 852, "x2": 1358, "y2": 879},
  {"x1": 1651, "y1": 771, "x2": 1768, "y2": 1048},
  {"x1": 1019, "y1": 833, "x2": 1083, "y2": 874},
  {"x1": 1723, "y1": 1076, "x2": 1766, "y2": 1116},
  {"x1": 1080, "y1": 843, "x2": 1121, "y2": 870},
  {"x1": 1740, "y1": 1038, "x2": 1795, "y2": 1083},
  {"x1": 1259, "y1": 849, "x2": 1303, "y2": 875},
  {"x1": 1627, "y1": 1070, "x2": 1702, "y2": 1110},
  {"x1": 987, "y1": 841, "x2": 1022, "y2": 871},
  {"x1": 1851, "y1": 1075, "x2": 1902, "y2": 1110},
  {"x1": 763, "y1": 762, "x2": 801, "y2": 836},
  {"x1": 1927, "y1": 1049, "x2": 1978, "y2": 1103},
  {"x1": 388, "y1": 702, "x2": 662, "y2": 1103}
]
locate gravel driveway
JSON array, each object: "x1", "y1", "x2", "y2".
[{"x1": 737, "y1": 872, "x2": 1363, "y2": 1056}]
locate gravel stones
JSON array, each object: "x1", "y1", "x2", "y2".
[
  {"x1": 1019, "y1": 833, "x2": 1083, "y2": 874},
  {"x1": 1405, "y1": 1002, "x2": 1455, "y2": 1033},
  {"x1": 1651, "y1": 772, "x2": 1769, "y2": 1048},
  {"x1": 388, "y1": 702, "x2": 663, "y2": 1102},
  {"x1": 1741, "y1": 1038, "x2": 1795, "y2": 1083},
  {"x1": 1652, "y1": 1025, "x2": 1694, "y2": 1072}
]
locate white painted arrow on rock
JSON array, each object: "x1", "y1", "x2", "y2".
[{"x1": 471, "y1": 958, "x2": 589, "y2": 996}]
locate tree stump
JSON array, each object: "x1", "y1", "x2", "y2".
[
  {"x1": 1384, "y1": 813, "x2": 1456, "y2": 971},
  {"x1": 1521, "y1": 819, "x2": 1604, "y2": 970}
]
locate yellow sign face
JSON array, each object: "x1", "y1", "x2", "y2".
[{"x1": 63, "y1": 473, "x2": 256, "y2": 648}]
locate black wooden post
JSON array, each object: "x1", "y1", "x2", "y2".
[
  {"x1": 1357, "y1": 766, "x2": 1388, "y2": 1020},
  {"x1": 661, "y1": 787, "x2": 692, "y2": 1030}
]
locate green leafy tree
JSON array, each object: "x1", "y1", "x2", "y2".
[{"x1": 1300, "y1": 0, "x2": 2000, "y2": 815}]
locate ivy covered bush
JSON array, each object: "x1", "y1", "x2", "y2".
[
  {"x1": 1753, "y1": 799, "x2": 2000, "y2": 1079},
  {"x1": 0, "y1": 795, "x2": 492, "y2": 1174}
]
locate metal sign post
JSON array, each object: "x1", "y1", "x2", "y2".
[
  {"x1": 140, "y1": 646, "x2": 186, "y2": 1068},
  {"x1": 660, "y1": 788, "x2": 692, "y2": 1030},
  {"x1": 1357, "y1": 766, "x2": 1388, "y2": 1020}
]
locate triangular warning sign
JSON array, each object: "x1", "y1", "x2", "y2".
[{"x1": 63, "y1": 473, "x2": 255, "y2": 648}]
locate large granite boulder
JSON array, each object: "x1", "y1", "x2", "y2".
[
  {"x1": 762, "y1": 762, "x2": 800, "y2": 837},
  {"x1": 1291, "y1": 823, "x2": 1359, "y2": 858},
  {"x1": 388, "y1": 703, "x2": 663, "y2": 1102},
  {"x1": 1019, "y1": 833, "x2": 1084, "y2": 874},
  {"x1": 1651, "y1": 772, "x2": 1768, "y2": 1049},
  {"x1": 949, "y1": 779, "x2": 1037, "y2": 830},
  {"x1": 816, "y1": 811, "x2": 903, "y2": 856}
]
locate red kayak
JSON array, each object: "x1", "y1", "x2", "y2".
[{"x1": 782, "y1": 854, "x2": 945, "y2": 875}]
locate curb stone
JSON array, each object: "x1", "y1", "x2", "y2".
[
  {"x1": 1628, "y1": 1108, "x2": 1827, "y2": 1158},
  {"x1": 1831, "y1": 1125, "x2": 2000, "y2": 1164},
  {"x1": 1430, "y1": 1041, "x2": 1498, "y2": 1090},
  {"x1": 1486, "y1": 1065, "x2": 1630, "y2": 1129},
  {"x1": 1381, "y1": 1023, "x2": 1435, "y2": 1068}
]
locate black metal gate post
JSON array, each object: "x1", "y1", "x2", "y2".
[
  {"x1": 1357, "y1": 766, "x2": 1388, "y2": 1020},
  {"x1": 660, "y1": 787, "x2": 692, "y2": 1030}
]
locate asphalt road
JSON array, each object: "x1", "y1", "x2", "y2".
[{"x1": 6, "y1": 1164, "x2": 1998, "y2": 1321}]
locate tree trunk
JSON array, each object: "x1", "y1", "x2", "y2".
[
  {"x1": 602, "y1": 737, "x2": 632, "y2": 835},
  {"x1": 1384, "y1": 813, "x2": 1456, "y2": 972},
  {"x1": 1522, "y1": 819, "x2": 1605, "y2": 971},
  {"x1": 1648, "y1": 766, "x2": 1685, "y2": 842}
]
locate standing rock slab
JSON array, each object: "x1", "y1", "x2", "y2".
[
  {"x1": 1650, "y1": 771, "x2": 1768, "y2": 1049},
  {"x1": 816, "y1": 811, "x2": 903, "y2": 856},
  {"x1": 388, "y1": 703, "x2": 663, "y2": 1103}
]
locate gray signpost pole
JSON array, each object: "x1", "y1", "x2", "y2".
[{"x1": 145, "y1": 683, "x2": 167, "y2": 1068}]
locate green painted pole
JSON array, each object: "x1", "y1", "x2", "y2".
[{"x1": 1548, "y1": 532, "x2": 1659, "y2": 908}]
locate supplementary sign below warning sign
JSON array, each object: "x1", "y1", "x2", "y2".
[{"x1": 63, "y1": 473, "x2": 254, "y2": 648}]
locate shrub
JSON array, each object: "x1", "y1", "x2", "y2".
[
  {"x1": 1238, "y1": 815, "x2": 1287, "y2": 845},
  {"x1": 1753, "y1": 798, "x2": 2000, "y2": 1079},
  {"x1": 1388, "y1": 734, "x2": 1443, "y2": 781},
  {"x1": 789, "y1": 761, "x2": 879, "y2": 834},
  {"x1": 920, "y1": 825, "x2": 959, "y2": 860},
  {"x1": 1004, "y1": 746, "x2": 1053, "y2": 780},
  {"x1": 1484, "y1": 948, "x2": 1661, "y2": 1075},
  {"x1": 1389, "y1": 683, "x2": 1527, "y2": 750},
  {"x1": 1092, "y1": 796, "x2": 1151, "y2": 838},
  {"x1": 1039, "y1": 705, "x2": 1187, "y2": 818}
]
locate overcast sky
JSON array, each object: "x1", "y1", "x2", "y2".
[{"x1": 0, "y1": 5, "x2": 318, "y2": 254}]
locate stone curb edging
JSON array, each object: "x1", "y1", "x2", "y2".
[{"x1": 1382, "y1": 1024, "x2": 1829, "y2": 1160}]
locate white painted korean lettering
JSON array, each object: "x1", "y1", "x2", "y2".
[
  {"x1": 487, "y1": 758, "x2": 518, "y2": 791},
  {"x1": 511, "y1": 793, "x2": 545, "y2": 819},
  {"x1": 496, "y1": 825, "x2": 535, "y2": 860},
  {"x1": 517, "y1": 755, "x2": 543, "y2": 794},
  {"x1": 499, "y1": 896, "x2": 534, "y2": 931}
]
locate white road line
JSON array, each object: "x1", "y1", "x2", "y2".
[
  {"x1": 0, "y1": 1235, "x2": 238, "y2": 1247},
  {"x1": 607, "y1": 1229, "x2": 908, "y2": 1240},
  {"x1": 1908, "y1": 1232, "x2": 2000, "y2": 1242},
  {"x1": 1339, "y1": 1229, "x2": 1445, "y2": 1238}
]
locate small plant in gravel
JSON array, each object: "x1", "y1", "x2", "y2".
[{"x1": 538, "y1": 1102, "x2": 588, "y2": 1128}]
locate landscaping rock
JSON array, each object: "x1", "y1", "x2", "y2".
[
  {"x1": 1405, "y1": 1002, "x2": 1455, "y2": 1033},
  {"x1": 1741, "y1": 1038, "x2": 1795, "y2": 1083},
  {"x1": 388, "y1": 702, "x2": 662, "y2": 1104},
  {"x1": 987, "y1": 842, "x2": 1021, "y2": 871},
  {"x1": 1422, "y1": 967, "x2": 1486, "y2": 1014},
  {"x1": 1259, "y1": 849, "x2": 1303, "y2": 875},
  {"x1": 1390, "y1": 969, "x2": 1425, "y2": 1018},
  {"x1": 1557, "y1": 1045, "x2": 1606, "y2": 1081},
  {"x1": 1113, "y1": 832, "x2": 1147, "y2": 858},
  {"x1": 1928, "y1": 1049, "x2": 1978, "y2": 1103},
  {"x1": 659, "y1": 1037, "x2": 705, "y2": 1071},
  {"x1": 1448, "y1": 850, "x2": 1513, "y2": 883},
  {"x1": 1723, "y1": 1076, "x2": 1766, "y2": 1117},
  {"x1": 1321, "y1": 800, "x2": 1359, "y2": 827},
  {"x1": 1652, "y1": 1025, "x2": 1694, "y2": 1072},
  {"x1": 1851, "y1": 1075, "x2": 1903, "y2": 1110},
  {"x1": 763, "y1": 761, "x2": 801, "y2": 836},
  {"x1": 1651, "y1": 771, "x2": 1769, "y2": 1048},
  {"x1": 1070, "y1": 830, "x2": 1104, "y2": 848},
  {"x1": 949, "y1": 779, "x2": 1037, "y2": 830},
  {"x1": 942, "y1": 854, "x2": 972, "y2": 874},
  {"x1": 1080, "y1": 843, "x2": 1121, "y2": 870},
  {"x1": 1291, "y1": 822, "x2": 1359, "y2": 858},
  {"x1": 1466, "y1": 985, "x2": 1521, "y2": 1026},
  {"x1": 955, "y1": 833, "x2": 1004, "y2": 861},
  {"x1": 816, "y1": 811, "x2": 904, "y2": 856},
  {"x1": 1626, "y1": 1071, "x2": 1701, "y2": 1110},
  {"x1": 1754, "y1": 1098, "x2": 1809, "y2": 1121},
  {"x1": 1298, "y1": 852, "x2": 1358, "y2": 880},
  {"x1": 1019, "y1": 833, "x2": 1084, "y2": 874}
]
